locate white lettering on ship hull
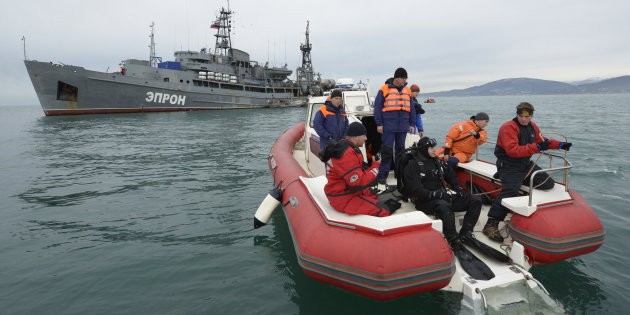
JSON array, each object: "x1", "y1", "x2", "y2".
[{"x1": 145, "y1": 92, "x2": 186, "y2": 105}]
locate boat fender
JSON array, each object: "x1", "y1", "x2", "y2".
[{"x1": 254, "y1": 186, "x2": 283, "y2": 229}]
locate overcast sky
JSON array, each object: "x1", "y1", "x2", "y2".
[{"x1": 2, "y1": 0, "x2": 629, "y2": 105}]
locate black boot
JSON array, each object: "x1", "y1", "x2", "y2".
[{"x1": 449, "y1": 238, "x2": 469, "y2": 259}]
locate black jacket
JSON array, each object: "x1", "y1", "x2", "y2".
[{"x1": 402, "y1": 151, "x2": 460, "y2": 203}]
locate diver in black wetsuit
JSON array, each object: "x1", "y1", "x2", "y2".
[
  {"x1": 401, "y1": 137, "x2": 509, "y2": 279},
  {"x1": 402, "y1": 137, "x2": 481, "y2": 249}
]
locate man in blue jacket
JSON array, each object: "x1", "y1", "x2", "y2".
[
  {"x1": 313, "y1": 89, "x2": 348, "y2": 151},
  {"x1": 374, "y1": 68, "x2": 416, "y2": 184}
]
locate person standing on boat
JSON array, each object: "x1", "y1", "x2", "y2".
[
  {"x1": 483, "y1": 102, "x2": 573, "y2": 242},
  {"x1": 435, "y1": 112, "x2": 490, "y2": 170},
  {"x1": 374, "y1": 67, "x2": 416, "y2": 184},
  {"x1": 402, "y1": 137, "x2": 482, "y2": 249},
  {"x1": 321, "y1": 122, "x2": 393, "y2": 217},
  {"x1": 410, "y1": 84, "x2": 425, "y2": 136},
  {"x1": 313, "y1": 89, "x2": 349, "y2": 151}
]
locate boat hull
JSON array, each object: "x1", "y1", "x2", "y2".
[
  {"x1": 24, "y1": 60, "x2": 305, "y2": 116},
  {"x1": 508, "y1": 190, "x2": 605, "y2": 264},
  {"x1": 268, "y1": 123, "x2": 455, "y2": 300},
  {"x1": 455, "y1": 163, "x2": 605, "y2": 265}
]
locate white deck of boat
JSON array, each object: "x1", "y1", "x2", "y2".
[
  {"x1": 458, "y1": 160, "x2": 572, "y2": 216},
  {"x1": 300, "y1": 176, "x2": 443, "y2": 234}
]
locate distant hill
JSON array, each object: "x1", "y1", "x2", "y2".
[
  {"x1": 568, "y1": 77, "x2": 603, "y2": 85},
  {"x1": 427, "y1": 75, "x2": 630, "y2": 96},
  {"x1": 578, "y1": 76, "x2": 630, "y2": 93}
]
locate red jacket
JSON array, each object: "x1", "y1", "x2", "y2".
[
  {"x1": 324, "y1": 144, "x2": 387, "y2": 216},
  {"x1": 494, "y1": 118, "x2": 560, "y2": 166}
]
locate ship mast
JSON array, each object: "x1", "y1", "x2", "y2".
[
  {"x1": 213, "y1": 6, "x2": 233, "y2": 59},
  {"x1": 148, "y1": 22, "x2": 162, "y2": 67},
  {"x1": 300, "y1": 21, "x2": 313, "y2": 76},
  {"x1": 296, "y1": 21, "x2": 321, "y2": 96}
]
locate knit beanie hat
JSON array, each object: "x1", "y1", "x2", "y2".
[
  {"x1": 394, "y1": 67, "x2": 408, "y2": 79},
  {"x1": 410, "y1": 84, "x2": 420, "y2": 92},
  {"x1": 471, "y1": 112, "x2": 489, "y2": 121},
  {"x1": 330, "y1": 89, "x2": 342, "y2": 98},
  {"x1": 346, "y1": 122, "x2": 367, "y2": 137}
]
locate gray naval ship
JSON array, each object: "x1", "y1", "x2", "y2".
[{"x1": 24, "y1": 6, "x2": 323, "y2": 116}]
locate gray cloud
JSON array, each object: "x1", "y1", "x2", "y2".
[{"x1": 2, "y1": 0, "x2": 629, "y2": 105}]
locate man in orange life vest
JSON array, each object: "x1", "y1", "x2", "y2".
[
  {"x1": 435, "y1": 112, "x2": 490, "y2": 170},
  {"x1": 313, "y1": 89, "x2": 348, "y2": 151},
  {"x1": 374, "y1": 67, "x2": 416, "y2": 184},
  {"x1": 321, "y1": 122, "x2": 394, "y2": 217}
]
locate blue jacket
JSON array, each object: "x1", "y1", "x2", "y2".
[
  {"x1": 411, "y1": 97, "x2": 425, "y2": 131},
  {"x1": 374, "y1": 83, "x2": 416, "y2": 133},
  {"x1": 313, "y1": 101, "x2": 349, "y2": 149}
]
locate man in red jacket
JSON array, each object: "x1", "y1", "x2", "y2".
[
  {"x1": 483, "y1": 102, "x2": 572, "y2": 242},
  {"x1": 322, "y1": 122, "x2": 392, "y2": 217}
]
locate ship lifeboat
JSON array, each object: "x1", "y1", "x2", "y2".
[{"x1": 424, "y1": 98, "x2": 436, "y2": 103}]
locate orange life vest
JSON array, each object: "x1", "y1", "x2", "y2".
[{"x1": 380, "y1": 85, "x2": 411, "y2": 112}]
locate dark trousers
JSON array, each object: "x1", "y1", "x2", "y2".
[
  {"x1": 488, "y1": 160, "x2": 554, "y2": 221},
  {"x1": 416, "y1": 193, "x2": 482, "y2": 242},
  {"x1": 378, "y1": 131, "x2": 407, "y2": 179}
]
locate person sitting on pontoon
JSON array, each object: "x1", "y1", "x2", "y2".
[
  {"x1": 321, "y1": 122, "x2": 396, "y2": 217},
  {"x1": 435, "y1": 112, "x2": 489, "y2": 170},
  {"x1": 483, "y1": 102, "x2": 572, "y2": 242}
]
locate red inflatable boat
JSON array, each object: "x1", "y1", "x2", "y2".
[
  {"x1": 255, "y1": 90, "x2": 604, "y2": 311},
  {"x1": 266, "y1": 122, "x2": 455, "y2": 300}
]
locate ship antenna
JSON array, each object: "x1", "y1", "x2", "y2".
[
  {"x1": 22, "y1": 35, "x2": 27, "y2": 60},
  {"x1": 148, "y1": 22, "x2": 162, "y2": 67}
]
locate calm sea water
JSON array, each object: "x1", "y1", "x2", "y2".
[{"x1": 1, "y1": 94, "x2": 629, "y2": 314}]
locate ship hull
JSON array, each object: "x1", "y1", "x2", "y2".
[{"x1": 25, "y1": 60, "x2": 305, "y2": 116}]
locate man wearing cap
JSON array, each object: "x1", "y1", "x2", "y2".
[
  {"x1": 374, "y1": 67, "x2": 416, "y2": 184},
  {"x1": 436, "y1": 112, "x2": 490, "y2": 170},
  {"x1": 402, "y1": 137, "x2": 482, "y2": 251},
  {"x1": 483, "y1": 102, "x2": 573, "y2": 242},
  {"x1": 410, "y1": 84, "x2": 426, "y2": 136},
  {"x1": 313, "y1": 89, "x2": 348, "y2": 151},
  {"x1": 321, "y1": 122, "x2": 392, "y2": 217}
]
